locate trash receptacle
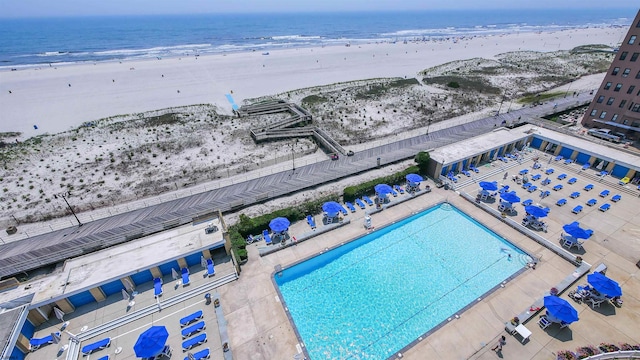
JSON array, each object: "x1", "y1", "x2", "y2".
[{"x1": 376, "y1": 157, "x2": 381, "y2": 167}]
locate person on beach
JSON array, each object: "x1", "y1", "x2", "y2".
[{"x1": 492, "y1": 336, "x2": 506, "y2": 352}]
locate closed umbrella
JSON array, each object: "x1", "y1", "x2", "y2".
[
  {"x1": 479, "y1": 181, "x2": 498, "y2": 191},
  {"x1": 500, "y1": 192, "x2": 520, "y2": 203},
  {"x1": 133, "y1": 326, "x2": 169, "y2": 358},
  {"x1": 374, "y1": 184, "x2": 393, "y2": 196},
  {"x1": 524, "y1": 205, "x2": 548, "y2": 218},
  {"x1": 322, "y1": 202, "x2": 343, "y2": 216},
  {"x1": 562, "y1": 222, "x2": 591, "y2": 239},
  {"x1": 587, "y1": 272, "x2": 622, "y2": 298},
  {"x1": 269, "y1": 217, "x2": 290, "y2": 233},
  {"x1": 544, "y1": 296, "x2": 579, "y2": 324},
  {"x1": 405, "y1": 174, "x2": 423, "y2": 183}
]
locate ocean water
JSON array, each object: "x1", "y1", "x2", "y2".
[{"x1": 0, "y1": 8, "x2": 634, "y2": 68}]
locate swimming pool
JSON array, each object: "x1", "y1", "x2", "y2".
[{"x1": 275, "y1": 203, "x2": 531, "y2": 359}]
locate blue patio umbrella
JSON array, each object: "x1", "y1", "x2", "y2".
[
  {"x1": 479, "y1": 181, "x2": 498, "y2": 191},
  {"x1": 374, "y1": 184, "x2": 393, "y2": 196},
  {"x1": 405, "y1": 173, "x2": 423, "y2": 183},
  {"x1": 500, "y1": 192, "x2": 520, "y2": 203},
  {"x1": 524, "y1": 205, "x2": 548, "y2": 218},
  {"x1": 133, "y1": 325, "x2": 169, "y2": 358},
  {"x1": 543, "y1": 296, "x2": 579, "y2": 324},
  {"x1": 587, "y1": 272, "x2": 622, "y2": 298},
  {"x1": 269, "y1": 217, "x2": 290, "y2": 233},
  {"x1": 562, "y1": 222, "x2": 591, "y2": 240},
  {"x1": 322, "y1": 201, "x2": 343, "y2": 216}
]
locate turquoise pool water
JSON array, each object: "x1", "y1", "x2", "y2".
[{"x1": 275, "y1": 203, "x2": 530, "y2": 360}]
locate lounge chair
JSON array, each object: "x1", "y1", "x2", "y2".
[
  {"x1": 553, "y1": 184, "x2": 563, "y2": 191},
  {"x1": 181, "y1": 321, "x2": 206, "y2": 339},
  {"x1": 470, "y1": 164, "x2": 479, "y2": 173},
  {"x1": 394, "y1": 184, "x2": 405, "y2": 194},
  {"x1": 568, "y1": 177, "x2": 577, "y2": 184},
  {"x1": 572, "y1": 205, "x2": 583, "y2": 214},
  {"x1": 522, "y1": 199, "x2": 533, "y2": 206},
  {"x1": 154, "y1": 278, "x2": 163, "y2": 297},
  {"x1": 619, "y1": 177, "x2": 630, "y2": 185},
  {"x1": 556, "y1": 198, "x2": 567, "y2": 206},
  {"x1": 184, "y1": 348, "x2": 210, "y2": 360},
  {"x1": 584, "y1": 184, "x2": 594, "y2": 191},
  {"x1": 29, "y1": 332, "x2": 60, "y2": 351},
  {"x1": 355, "y1": 198, "x2": 366, "y2": 209},
  {"x1": 527, "y1": 185, "x2": 538, "y2": 193},
  {"x1": 538, "y1": 316, "x2": 551, "y2": 330},
  {"x1": 206, "y1": 259, "x2": 215, "y2": 277},
  {"x1": 362, "y1": 196, "x2": 374, "y2": 206},
  {"x1": 599, "y1": 189, "x2": 610, "y2": 197},
  {"x1": 600, "y1": 171, "x2": 609, "y2": 177},
  {"x1": 588, "y1": 297, "x2": 606, "y2": 308},
  {"x1": 611, "y1": 194, "x2": 622, "y2": 202},
  {"x1": 390, "y1": 188, "x2": 398, "y2": 197},
  {"x1": 81, "y1": 338, "x2": 111, "y2": 355},
  {"x1": 182, "y1": 333, "x2": 207, "y2": 351},
  {"x1": 599, "y1": 203, "x2": 611, "y2": 212},
  {"x1": 498, "y1": 156, "x2": 507, "y2": 162},
  {"x1": 586, "y1": 198, "x2": 597, "y2": 206},
  {"x1": 540, "y1": 190, "x2": 551, "y2": 199},
  {"x1": 345, "y1": 202, "x2": 356, "y2": 212},
  {"x1": 564, "y1": 159, "x2": 574, "y2": 165},
  {"x1": 581, "y1": 163, "x2": 591, "y2": 170},
  {"x1": 461, "y1": 169, "x2": 471, "y2": 177},
  {"x1": 554, "y1": 155, "x2": 563, "y2": 161},
  {"x1": 180, "y1": 310, "x2": 203, "y2": 327},
  {"x1": 340, "y1": 206, "x2": 348, "y2": 216},
  {"x1": 570, "y1": 191, "x2": 580, "y2": 199},
  {"x1": 541, "y1": 178, "x2": 551, "y2": 186},
  {"x1": 306, "y1": 215, "x2": 316, "y2": 229},
  {"x1": 181, "y1": 268, "x2": 190, "y2": 286},
  {"x1": 262, "y1": 229, "x2": 272, "y2": 245},
  {"x1": 557, "y1": 173, "x2": 567, "y2": 180},
  {"x1": 97, "y1": 356, "x2": 110, "y2": 360},
  {"x1": 531, "y1": 174, "x2": 541, "y2": 181},
  {"x1": 522, "y1": 182, "x2": 532, "y2": 190},
  {"x1": 519, "y1": 169, "x2": 528, "y2": 175},
  {"x1": 545, "y1": 168, "x2": 554, "y2": 175}
]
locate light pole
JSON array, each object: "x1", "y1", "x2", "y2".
[
  {"x1": 291, "y1": 142, "x2": 295, "y2": 173},
  {"x1": 496, "y1": 95, "x2": 505, "y2": 116},
  {"x1": 426, "y1": 119, "x2": 432, "y2": 135},
  {"x1": 55, "y1": 192, "x2": 82, "y2": 226}
]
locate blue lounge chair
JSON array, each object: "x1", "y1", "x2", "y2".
[
  {"x1": 564, "y1": 159, "x2": 573, "y2": 165},
  {"x1": 181, "y1": 268, "x2": 190, "y2": 286},
  {"x1": 557, "y1": 173, "x2": 567, "y2": 180},
  {"x1": 522, "y1": 182, "x2": 532, "y2": 190},
  {"x1": 586, "y1": 198, "x2": 597, "y2": 206},
  {"x1": 81, "y1": 338, "x2": 111, "y2": 355},
  {"x1": 553, "y1": 184, "x2": 563, "y2": 191},
  {"x1": 394, "y1": 185, "x2": 405, "y2": 194},
  {"x1": 545, "y1": 168, "x2": 554, "y2": 175},
  {"x1": 498, "y1": 156, "x2": 507, "y2": 162},
  {"x1": 262, "y1": 229, "x2": 272, "y2": 245},
  {"x1": 599, "y1": 189, "x2": 610, "y2": 197},
  {"x1": 154, "y1": 278, "x2": 163, "y2": 297},
  {"x1": 541, "y1": 178, "x2": 551, "y2": 186},
  {"x1": 30, "y1": 332, "x2": 60, "y2": 351},
  {"x1": 600, "y1": 171, "x2": 609, "y2": 177},
  {"x1": 340, "y1": 206, "x2": 348, "y2": 215},
  {"x1": 611, "y1": 194, "x2": 622, "y2": 202},
  {"x1": 470, "y1": 164, "x2": 479, "y2": 173},
  {"x1": 599, "y1": 203, "x2": 611, "y2": 212},
  {"x1": 582, "y1": 163, "x2": 590, "y2": 170},
  {"x1": 532, "y1": 162, "x2": 541, "y2": 169},
  {"x1": 572, "y1": 205, "x2": 583, "y2": 214},
  {"x1": 461, "y1": 169, "x2": 471, "y2": 177},
  {"x1": 355, "y1": 198, "x2": 366, "y2": 209},
  {"x1": 528, "y1": 185, "x2": 538, "y2": 193},
  {"x1": 390, "y1": 188, "x2": 398, "y2": 197},
  {"x1": 181, "y1": 321, "x2": 206, "y2": 339},
  {"x1": 584, "y1": 184, "x2": 594, "y2": 191},
  {"x1": 362, "y1": 196, "x2": 374, "y2": 206},
  {"x1": 570, "y1": 191, "x2": 580, "y2": 199},
  {"x1": 180, "y1": 310, "x2": 203, "y2": 327},
  {"x1": 540, "y1": 190, "x2": 551, "y2": 198},
  {"x1": 568, "y1": 177, "x2": 577, "y2": 184},
  {"x1": 554, "y1": 155, "x2": 563, "y2": 161},
  {"x1": 519, "y1": 169, "x2": 529, "y2": 175},
  {"x1": 206, "y1": 259, "x2": 215, "y2": 277},
  {"x1": 306, "y1": 215, "x2": 316, "y2": 229},
  {"x1": 97, "y1": 356, "x2": 110, "y2": 360},
  {"x1": 556, "y1": 198, "x2": 567, "y2": 206},
  {"x1": 531, "y1": 174, "x2": 541, "y2": 181},
  {"x1": 182, "y1": 333, "x2": 207, "y2": 351},
  {"x1": 522, "y1": 199, "x2": 533, "y2": 206},
  {"x1": 345, "y1": 202, "x2": 356, "y2": 212},
  {"x1": 184, "y1": 348, "x2": 210, "y2": 360}
]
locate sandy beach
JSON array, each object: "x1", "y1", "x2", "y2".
[{"x1": 0, "y1": 27, "x2": 626, "y2": 138}]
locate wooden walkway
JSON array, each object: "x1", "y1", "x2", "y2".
[{"x1": 0, "y1": 95, "x2": 593, "y2": 278}]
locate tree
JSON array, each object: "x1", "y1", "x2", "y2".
[{"x1": 414, "y1": 151, "x2": 430, "y2": 174}]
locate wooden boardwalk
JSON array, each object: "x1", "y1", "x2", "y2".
[{"x1": 0, "y1": 95, "x2": 593, "y2": 278}]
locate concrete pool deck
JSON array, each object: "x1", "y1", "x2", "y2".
[{"x1": 222, "y1": 149, "x2": 640, "y2": 359}]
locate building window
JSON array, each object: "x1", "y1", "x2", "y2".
[
  {"x1": 619, "y1": 100, "x2": 627, "y2": 108},
  {"x1": 599, "y1": 111, "x2": 607, "y2": 119},
  {"x1": 611, "y1": 114, "x2": 618, "y2": 122},
  {"x1": 636, "y1": 70, "x2": 640, "y2": 79},
  {"x1": 633, "y1": 104, "x2": 640, "y2": 112},
  {"x1": 623, "y1": 119, "x2": 629, "y2": 125},
  {"x1": 607, "y1": 97, "x2": 615, "y2": 105},
  {"x1": 632, "y1": 52, "x2": 640, "y2": 62},
  {"x1": 622, "y1": 68, "x2": 631, "y2": 77},
  {"x1": 630, "y1": 35, "x2": 637, "y2": 44},
  {"x1": 614, "y1": 83, "x2": 622, "y2": 92},
  {"x1": 612, "y1": 67, "x2": 620, "y2": 75},
  {"x1": 597, "y1": 95, "x2": 605, "y2": 103},
  {"x1": 590, "y1": 109, "x2": 598, "y2": 116},
  {"x1": 604, "y1": 82, "x2": 612, "y2": 90},
  {"x1": 628, "y1": 85, "x2": 636, "y2": 94},
  {"x1": 620, "y1": 51, "x2": 628, "y2": 60}
]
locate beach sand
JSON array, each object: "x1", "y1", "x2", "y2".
[{"x1": 0, "y1": 27, "x2": 626, "y2": 138}]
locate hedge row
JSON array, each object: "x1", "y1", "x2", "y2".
[{"x1": 343, "y1": 165, "x2": 420, "y2": 202}]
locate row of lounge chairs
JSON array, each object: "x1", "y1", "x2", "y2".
[{"x1": 180, "y1": 310, "x2": 210, "y2": 359}]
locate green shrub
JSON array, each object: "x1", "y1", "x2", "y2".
[
  {"x1": 447, "y1": 81, "x2": 460, "y2": 88},
  {"x1": 343, "y1": 165, "x2": 420, "y2": 202}
]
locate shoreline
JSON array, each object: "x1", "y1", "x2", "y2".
[{"x1": 0, "y1": 26, "x2": 626, "y2": 139}]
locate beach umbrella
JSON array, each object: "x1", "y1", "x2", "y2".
[
  {"x1": 122, "y1": 278, "x2": 135, "y2": 292},
  {"x1": 543, "y1": 296, "x2": 579, "y2": 324},
  {"x1": 405, "y1": 174, "x2": 423, "y2": 183},
  {"x1": 524, "y1": 205, "x2": 548, "y2": 218},
  {"x1": 374, "y1": 184, "x2": 393, "y2": 196},
  {"x1": 122, "y1": 289, "x2": 130, "y2": 301},
  {"x1": 500, "y1": 192, "x2": 520, "y2": 203},
  {"x1": 201, "y1": 256, "x2": 207, "y2": 268},
  {"x1": 187, "y1": 353, "x2": 196, "y2": 360},
  {"x1": 587, "y1": 272, "x2": 622, "y2": 298},
  {"x1": 479, "y1": 181, "x2": 498, "y2": 191},
  {"x1": 54, "y1": 307, "x2": 65, "y2": 322},
  {"x1": 562, "y1": 222, "x2": 591, "y2": 240},
  {"x1": 269, "y1": 217, "x2": 290, "y2": 233},
  {"x1": 322, "y1": 202, "x2": 343, "y2": 216},
  {"x1": 133, "y1": 326, "x2": 169, "y2": 358},
  {"x1": 171, "y1": 268, "x2": 179, "y2": 280}
]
